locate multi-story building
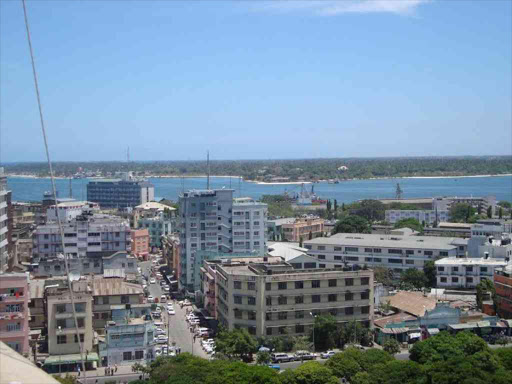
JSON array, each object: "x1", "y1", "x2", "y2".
[
  {"x1": 267, "y1": 218, "x2": 296, "y2": 241},
  {"x1": 99, "y1": 316, "x2": 155, "y2": 366},
  {"x1": 131, "y1": 229, "x2": 150, "y2": 260},
  {"x1": 32, "y1": 213, "x2": 131, "y2": 262},
  {"x1": 433, "y1": 195, "x2": 497, "y2": 216},
  {"x1": 467, "y1": 223, "x2": 512, "y2": 260},
  {"x1": 162, "y1": 234, "x2": 180, "y2": 273},
  {"x1": 86, "y1": 173, "x2": 154, "y2": 209},
  {"x1": 46, "y1": 280, "x2": 96, "y2": 369},
  {"x1": 12, "y1": 201, "x2": 45, "y2": 226},
  {"x1": 281, "y1": 218, "x2": 325, "y2": 242},
  {"x1": 494, "y1": 265, "x2": 512, "y2": 319},
  {"x1": 46, "y1": 201, "x2": 99, "y2": 222},
  {"x1": 215, "y1": 261, "x2": 373, "y2": 338},
  {"x1": 133, "y1": 202, "x2": 175, "y2": 249},
  {"x1": 179, "y1": 190, "x2": 267, "y2": 292},
  {"x1": 304, "y1": 233, "x2": 467, "y2": 273},
  {"x1": 0, "y1": 168, "x2": 10, "y2": 273},
  {"x1": 0, "y1": 273, "x2": 30, "y2": 356},
  {"x1": 435, "y1": 257, "x2": 509, "y2": 288},
  {"x1": 385, "y1": 210, "x2": 450, "y2": 226}
]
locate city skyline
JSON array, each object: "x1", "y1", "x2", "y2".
[{"x1": 1, "y1": 0, "x2": 510, "y2": 162}]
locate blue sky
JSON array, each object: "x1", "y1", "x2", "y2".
[{"x1": 1, "y1": 0, "x2": 510, "y2": 161}]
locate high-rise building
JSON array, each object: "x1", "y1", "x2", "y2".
[
  {"x1": 178, "y1": 190, "x2": 267, "y2": 292},
  {"x1": 86, "y1": 173, "x2": 154, "y2": 209},
  {"x1": 0, "y1": 168, "x2": 10, "y2": 273}
]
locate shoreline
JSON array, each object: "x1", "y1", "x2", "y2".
[{"x1": 6, "y1": 173, "x2": 512, "y2": 183}]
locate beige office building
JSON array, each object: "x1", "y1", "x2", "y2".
[{"x1": 216, "y1": 261, "x2": 373, "y2": 338}]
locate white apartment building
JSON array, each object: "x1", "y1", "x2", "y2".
[
  {"x1": 304, "y1": 233, "x2": 467, "y2": 272},
  {"x1": 215, "y1": 261, "x2": 373, "y2": 338},
  {"x1": 32, "y1": 213, "x2": 131, "y2": 262},
  {"x1": 178, "y1": 190, "x2": 267, "y2": 292},
  {"x1": 46, "y1": 201, "x2": 99, "y2": 222},
  {"x1": 385, "y1": 209, "x2": 449, "y2": 225},
  {"x1": 433, "y1": 195, "x2": 497, "y2": 215},
  {"x1": 435, "y1": 257, "x2": 509, "y2": 288},
  {"x1": 0, "y1": 168, "x2": 9, "y2": 273},
  {"x1": 467, "y1": 223, "x2": 512, "y2": 260}
]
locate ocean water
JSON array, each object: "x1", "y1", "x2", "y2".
[{"x1": 7, "y1": 175, "x2": 512, "y2": 203}]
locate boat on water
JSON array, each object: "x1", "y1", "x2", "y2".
[{"x1": 284, "y1": 184, "x2": 327, "y2": 205}]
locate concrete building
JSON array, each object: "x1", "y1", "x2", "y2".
[
  {"x1": 87, "y1": 173, "x2": 155, "y2": 209},
  {"x1": 99, "y1": 316, "x2": 155, "y2": 366},
  {"x1": 133, "y1": 202, "x2": 175, "y2": 249},
  {"x1": 435, "y1": 257, "x2": 509, "y2": 288},
  {"x1": 32, "y1": 213, "x2": 131, "y2": 262},
  {"x1": 131, "y1": 229, "x2": 150, "y2": 260},
  {"x1": 28, "y1": 279, "x2": 47, "y2": 330},
  {"x1": 33, "y1": 251, "x2": 138, "y2": 278},
  {"x1": 46, "y1": 201, "x2": 99, "y2": 222},
  {"x1": 178, "y1": 190, "x2": 267, "y2": 291},
  {"x1": 162, "y1": 234, "x2": 180, "y2": 274},
  {"x1": 385, "y1": 209, "x2": 449, "y2": 226},
  {"x1": 0, "y1": 168, "x2": 10, "y2": 273},
  {"x1": 267, "y1": 218, "x2": 296, "y2": 241},
  {"x1": 46, "y1": 280, "x2": 97, "y2": 369},
  {"x1": 466, "y1": 223, "x2": 512, "y2": 260},
  {"x1": 433, "y1": 195, "x2": 497, "y2": 215},
  {"x1": 495, "y1": 265, "x2": 512, "y2": 319},
  {"x1": 281, "y1": 217, "x2": 325, "y2": 242},
  {"x1": 215, "y1": 260, "x2": 373, "y2": 338},
  {"x1": 304, "y1": 233, "x2": 467, "y2": 272},
  {"x1": 0, "y1": 273, "x2": 30, "y2": 356}
]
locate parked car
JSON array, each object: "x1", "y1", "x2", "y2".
[
  {"x1": 271, "y1": 353, "x2": 294, "y2": 363},
  {"x1": 150, "y1": 278, "x2": 156, "y2": 284},
  {"x1": 147, "y1": 295, "x2": 154, "y2": 303},
  {"x1": 168, "y1": 309, "x2": 176, "y2": 315},
  {"x1": 155, "y1": 328, "x2": 166, "y2": 335},
  {"x1": 160, "y1": 295, "x2": 167, "y2": 302},
  {"x1": 294, "y1": 351, "x2": 317, "y2": 360},
  {"x1": 321, "y1": 351, "x2": 336, "y2": 359}
]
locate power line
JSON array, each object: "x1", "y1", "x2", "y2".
[{"x1": 21, "y1": 1, "x2": 88, "y2": 381}]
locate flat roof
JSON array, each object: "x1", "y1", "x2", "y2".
[
  {"x1": 435, "y1": 257, "x2": 509, "y2": 266},
  {"x1": 135, "y1": 201, "x2": 175, "y2": 211},
  {"x1": 306, "y1": 233, "x2": 464, "y2": 250},
  {"x1": 89, "y1": 277, "x2": 143, "y2": 296}
]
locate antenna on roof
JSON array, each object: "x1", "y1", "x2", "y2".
[{"x1": 207, "y1": 150, "x2": 210, "y2": 190}]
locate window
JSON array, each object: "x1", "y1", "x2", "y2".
[
  {"x1": 266, "y1": 313, "x2": 272, "y2": 321},
  {"x1": 334, "y1": 256, "x2": 342, "y2": 261},
  {"x1": 317, "y1": 246, "x2": 326, "y2": 251},
  {"x1": 406, "y1": 260, "x2": 415, "y2": 265},
  {"x1": 234, "y1": 296, "x2": 242, "y2": 304},
  {"x1": 389, "y1": 259, "x2": 402, "y2": 264},
  {"x1": 295, "y1": 324, "x2": 305, "y2": 333},
  {"x1": 346, "y1": 247, "x2": 359, "y2": 252},
  {"x1": 266, "y1": 283, "x2": 271, "y2": 291},
  {"x1": 388, "y1": 249, "x2": 402, "y2": 254},
  {"x1": 318, "y1": 255, "x2": 326, "y2": 260},
  {"x1": 345, "y1": 292, "x2": 354, "y2": 301},
  {"x1": 278, "y1": 296, "x2": 287, "y2": 305},
  {"x1": 345, "y1": 278, "x2": 354, "y2": 286},
  {"x1": 266, "y1": 296, "x2": 272, "y2": 306},
  {"x1": 234, "y1": 310, "x2": 242, "y2": 319},
  {"x1": 346, "y1": 257, "x2": 358, "y2": 262},
  {"x1": 329, "y1": 308, "x2": 338, "y2": 316},
  {"x1": 103, "y1": 296, "x2": 109, "y2": 304},
  {"x1": 466, "y1": 266, "x2": 473, "y2": 273},
  {"x1": 101, "y1": 312, "x2": 109, "y2": 320},
  {"x1": 440, "y1": 277, "x2": 447, "y2": 283},
  {"x1": 361, "y1": 306, "x2": 370, "y2": 314},
  {"x1": 56, "y1": 304, "x2": 66, "y2": 314},
  {"x1": 56, "y1": 319, "x2": 66, "y2": 329},
  {"x1": 364, "y1": 248, "x2": 373, "y2": 253},
  {"x1": 234, "y1": 281, "x2": 242, "y2": 289},
  {"x1": 319, "y1": 264, "x2": 326, "y2": 268},
  {"x1": 94, "y1": 262, "x2": 100, "y2": 268},
  {"x1": 278, "y1": 282, "x2": 287, "y2": 290},
  {"x1": 247, "y1": 282, "x2": 256, "y2": 291},
  {"x1": 312, "y1": 295, "x2": 321, "y2": 303},
  {"x1": 312, "y1": 280, "x2": 321, "y2": 288},
  {"x1": 6, "y1": 323, "x2": 21, "y2": 332},
  {"x1": 74, "y1": 334, "x2": 85, "y2": 343},
  {"x1": 121, "y1": 296, "x2": 129, "y2": 304},
  {"x1": 424, "y1": 251, "x2": 433, "y2": 256},
  {"x1": 295, "y1": 281, "x2": 304, "y2": 289},
  {"x1": 440, "y1": 252, "x2": 449, "y2": 257},
  {"x1": 328, "y1": 279, "x2": 337, "y2": 287},
  {"x1": 279, "y1": 327, "x2": 287, "y2": 335},
  {"x1": 249, "y1": 311, "x2": 257, "y2": 321},
  {"x1": 76, "y1": 318, "x2": 85, "y2": 328},
  {"x1": 481, "y1": 267, "x2": 488, "y2": 273},
  {"x1": 295, "y1": 310, "x2": 304, "y2": 319},
  {"x1": 334, "y1": 247, "x2": 342, "y2": 251},
  {"x1": 467, "y1": 277, "x2": 474, "y2": 283},
  {"x1": 345, "y1": 307, "x2": 354, "y2": 315},
  {"x1": 373, "y1": 248, "x2": 382, "y2": 253},
  {"x1": 406, "y1": 250, "x2": 414, "y2": 255},
  {"x1": 278, "y1": 312, "x2": 287, "y2": 320},
  {"x1": 123, "y1": 351, "x2": 132, "y2": 361},
  {"x1": 437, "y1": 266, "x2": 445, "y2": 272},
  {"x1": 135, "y1": 350, "x2": 144, "y2": 360},
  {"x1": 248, "y1": 296, "x2": 256, "y2": 305},
  {"x1": 304, "y1": 262, "x2": 316, "y2": 269},
  {"x1": 361, "y1": 291, "x2": 370, "y2": 300},
  {"x1": 57, "y1": 335, "x2": 67, "y2": 344},
  {"x1": 453, "y1": 267, "x2": 459, "y2": 272},
  {"x1": 266, "y1": 328, "x2": 273, "y2": 336},
  {"x1": 360, "y1": 277, "x2": 370, "y2": 285},
  {"x1": 328, "y1": 294, "x2": 337, "y2": 302},
  {"x1": 295, "y1": 296, "x2": 304, "y2": 304},
  {"x1": 452, "y1": 277, "x2": 459, "y2": 283}
]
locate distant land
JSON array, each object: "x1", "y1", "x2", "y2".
[{"x1": 2, "y1": 156, "x2": 511, "y2": 183}]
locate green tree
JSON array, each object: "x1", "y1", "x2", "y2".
[
  {"x1": 400, "y1": 268, "x2": 427, "y2": 290},
  {"x1": 349, "y1": 200, "x2": 386, "y2": 222},
  {"x1": 132, "y1": 362, "x2": 150, "y2": 379},
  {"x1": 308, "y1": 231, "x2": 313, "y2": 240},
  {"x1": 342, "y1": 202, "x2": 346, "y2": 211},
  {"x1": 214, "y1": 328, "x2": 259, "y2": 361},
  {"x1": 487, "y1": 205, "x2": 493, "y2": 218},
  {"x1": 325, "y1": 351, "x2": 362, "y2": 381},
  {"x1": 256, "y1": 351, "x2": 271, "y2": 365},
  {"x1": 280, "y1": 361, "x2": 338, "y2": 384},
  {"x1": 498, "y1": 201, "x2": 512, "y2": 209},
  {"x1": 382, "y1": 338, "x2": 401, "y2": 355},
  {"x1": 424, "y1": 260, "x2": 437, "y2": 288},
  {"x1": 332, "y1": 215, "x2": 371, "y2": 234},
  {"x1": 312, "y1": 314, "x2": 337, "y2": 351},
  {"x1": 394, "y1": 218, "x2": 423, "y2": 233},
  {"x1": 351, "y1": 372, "x2": 372, "y2": 384},
  {"x1": 368, "y1": 360, "x2": 424, "y2": 384},
  {"x1": 374, "y1": 267, "x2": 395, "y2": 286},
  {"x1": 499, "y1": 207, "x2": 503, "y2": 219},
  {"x1": 476, "y1": 278, "x2": 496, "y2": 312},
  {"x1": 334, "y1": 199, "x2": 338, "y2": 213},
  {"x1": 449, "y1": 203, "x2": 476, "y2": 223},
  {"x1": 358, "y1": 348, "x2": 394, "y2": 371},
  {"x1": 494, "y1": 347, "x2": 512, "y2": 370},
  {"x1": 293, "y1": 336, "x2": 313, "y2": 353}
]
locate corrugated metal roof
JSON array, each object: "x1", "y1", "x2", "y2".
[
  {"x1": 380, "y1": 327, "x2": 409, "y2": 334},
  {"x1": 103, "y1": 269, "x2": 125, "y2": 278},
  {"x1": 383, "y1": 291, "x2": 437, "y2": 317},
  {"x1": 91, "y1": 277, "x2": 143, "y2": 296}
]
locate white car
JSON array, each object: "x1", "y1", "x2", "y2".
[
  {"x1": 321, "y1": 351, "x2": 336, "y2": 359},
  {"x1": 160, "y1": 295, "x2": 167, "y2": 302},
  {"x1": 147, "y1": 296, "x2": 154, "y2": 303},
  {"x1": 155, "y1": 328, "x2": 166, "y2": 335},
  {"x1": 150, "y1": 278, "x2": 156, "y2": 284},
  {"x1": 168, "y1": 309, "x2": 176, "y2": 315}
]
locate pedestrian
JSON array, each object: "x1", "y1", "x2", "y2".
[
  {"x1": 115, "y1": 364, "x2": 118, "y2": 373},
  {"x1": 104, "y1": 367, "x2": 107, "y2": 376},
  {"x1": 77, "y1": 366, "x2": 81, "y2": 377}
]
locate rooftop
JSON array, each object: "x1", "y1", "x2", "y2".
[
  {"x1": 382, "y1": 291, "x2": 437, "y2": 317},
  {"x1": 135, "y1": 201, "x2": 176, "y2": 211},
  {"x1": 374, "y1": 312, "x2": 417, "y2": 328},
  {"x1": 435, "y1": 257, "x2": 509, "y2": 266},
  {"x1": 306, "y1": 233, "x2": 465, "y2": 250},
  {"x1": 268, "y1": 218, "x2": 297, "y2": 226},
  {"x1": 89, "y1": 277, "x2": 143, "y2": 296}
]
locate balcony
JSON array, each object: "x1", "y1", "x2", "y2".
[
  {"x1": 0, "y1": 329, "x2": 25, "y2": 339},
  {"x1": 0, "y1": 312, "x2": 25, "y2": 320},
  {"x1": 0, "y1": 294, "x2": 25, "y2": 303}
]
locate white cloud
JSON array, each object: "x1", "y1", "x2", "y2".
[{"x1": 254, "y1": 0, "x2": 430, "y2": 16}]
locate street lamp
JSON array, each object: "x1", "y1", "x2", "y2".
[{"x1": 309, "y1": 312, "x2": 317, "y2": 352}]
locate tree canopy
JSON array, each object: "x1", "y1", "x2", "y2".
[
  {"x1": 400, "y1": 268, "x2": 427, "y2": 290},
  {"x1": 214, "y1": 328, "x2": 259, "y2": 361},
  {"x1": 394, "y1": 218, "x2": 423, "y2": 233},
  {"x1": 449, "y1": 203, "x2": 477, "y2": 223},
  {"x1": 332, "y1": 215, "x2": 371, "y2": 234}
]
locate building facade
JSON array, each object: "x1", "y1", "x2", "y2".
[
  {"x1": 178, "y1": 190, "x2": 267, "y2": 292},
  {"x1": 46, "y1": 201, "x2": 99, "y2": 222},
  {"x1": 162, "y1": 234, "x2": 180, "y2": 274},
  {"x1": 435, "y1": 257, "x2": 508, "y2": 288},
  {"x1": 215, "y1": 261, "x2": 373, "y2": 338},
  {"x1": 0, "y1": 273, "x2": 30, "y2": 356},
  {"x1": 281, "y1": 218, "x2": 325, "y2": 242},
  {"x1": 0, "y1": 168, "x2": 10, "y2": 273},
  {"x1": 131, "y1": 229, "x2": 150, "y2": 259},
  {"x1": 495, "y1": 265, "x2": 512, "y2": 319},
  {"x1": 32, "y1": 214, "x2": 131, "y2": 262},
  {"x1": 304, "y1": 233, "x2": 466, "y2": 273},
  {"x1": 385, "y1": 210, "x2": 450, "y2": 225},
  {"x1": 87, "y1": 173, "x2": 155, "y2": 209},
  {"x1": 467, "y1": 223, "x2": 512, "y2": 260},
  {"x1": 433, "y1": 195, "x2": 497, "y2": 216}
]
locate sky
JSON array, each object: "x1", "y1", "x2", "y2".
[{"x1": 0, "y1": 0, "x2": 511, "y2": 162}]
